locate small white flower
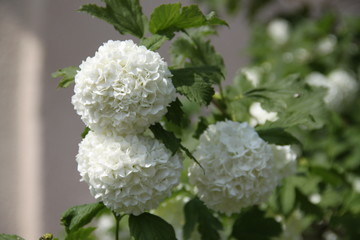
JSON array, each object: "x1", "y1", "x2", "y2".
[
  {"x1": 95, "y1": 214, "x2": 116, "y2": 240},
  {"x1": 294, "y1": 48, "x2": 310, "y2": 62},
  {"x1": 188, "y1": 121, "x2": 279, "y2": 215},
  {"x1": 271, "y1": 145, "x2": 297, "y2": 179},
  {"x1": 309, "y1": 193, "x2": 321, "y2": 204},
  {"x1": 327, "y1": 70, "x2": 359, "y2": 111},
  {"x1": 249, "y1": 102, "x2": 278, "y2": 126},
  {"x1": 317, "y1": 35, "x2": 337, "y2": 55},
  {"x1": 241, "y1": 67, "x2": 262, "y2": 87},
  {"x1": 283, "y1": 52, "x2": 294, "y2": 63},
  {"x1": 323, "y1": 231, "x2": 339, "y2": 240},
  {"x1": 305, "y1": 72, "x2": 328, "y2": 88},
  {"x1": 306, "y1": 70, "x2": 359, "y2": 111},
  {"x1": 72, "y1": 40, "x2": 176, "y2": 135},
  {"x1": 352, "y1": 178, "x2": 360, "y2": 193},
  {"x1": 76, "y1": 131, "x2": 183, "y2": 215},
  {"x1": 267, "y1": 19, "x2": 290, "y2": 45}
]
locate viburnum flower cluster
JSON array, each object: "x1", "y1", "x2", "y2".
[
  {"x1": 73, "y1": 40, "x2": 181, "y2": 215},
  {"x1": 249, "y1": 102, "x2": 279, "y2": 126},
  {"x1": 72, "y1": 40, "x2": 176, "y2": 135},
  {"x1": 188, "y1": 121, "x2": 291, "y2": 215},
  {"x1": 77, "y1": 132, "x2": 182, "y2": 215},
  {"x1": 271, "y1": 145, "x2": 297, "y2": 179},
  {"x1": 267, "y1": 19, "x2": 290, "y2": 45},
  {"x1": 306, "y1": 69, "x2": 359, "y2": 111}
]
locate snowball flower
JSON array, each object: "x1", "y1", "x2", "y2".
[
  {"x1": 72, "y1": 40, "x2": 176, "y2": 135},
  {"x1": 249, "y1": 102, "x2": 278, "y2": 126},
  {"x1": 267, "y1": 19, "x2": 290, "y2": 45},
  {"x1": 188, "y1": 121, "x2": 279, "y2": 215},
  {"x1": 317, "y1": 35, "x2": 337, "y2": 55},
  {"x1": 76, "y1": 131, "x2": 182, "y2": 215},
  {"x1": 271, "y1": 145, "x2": 297, "y2": 179},
  {"x1": 241, "y1": 67, "x2": 262, "y2": 87},
  {"x1": 306, "y1": 70, "x2": 358, "y2": 111}
]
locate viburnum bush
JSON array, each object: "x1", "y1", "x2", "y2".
[{"x1": 4, "y1": 0, "x2": 360, "y2": 240}]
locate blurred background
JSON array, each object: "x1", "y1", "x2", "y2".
[{"x1": 0, "y1": 0, "x2": 360, "y2": 239}]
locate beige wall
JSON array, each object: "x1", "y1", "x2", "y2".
[{"x1": 0, "y1": 0, "x2": 359, "y2": 239}]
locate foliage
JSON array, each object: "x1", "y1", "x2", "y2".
[
  {"x1": 129, "y1": 213, "x2": 177, "y2": 240},
  {"x1": 51, "y1": 67, "x2": 78, "y2": 88},
  {"x1": 183, "y1": 197, "x2": 223, "y2": 240},
  {"x1": 0, "y1": 235, "x2": 25, "y2": 240},
  {"x1": 231, "y1": 207, "x2": 282, "y2": 240},
  {"x1": 61, "y1": 202, "x2": 105, "y2": 233}
]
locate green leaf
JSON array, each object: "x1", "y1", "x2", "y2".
[
  {"x1": 205, "y1": 12, "x2": 229, "y2": 27},
  {"x1": 257, "y1": 128, "x2": 301, "y2": 146},
  {"x1": 149, "y1": 3, "x2": 227, "y2": 36},
  {"x1": 64, "y1": 227, "x2": 96, "y2": 240},
  {"x1": 344, "y1": 192, "x2": 360, "y2": 214},
  {"x1": 295, "y1": 188, "x2": 323, "y2": 217},
  {"x1": 193, "y1": 117, "x2": 208, "y2": 139},
  {"x1": 149, "y1": 3, "x2": 182, "y2": 34},
  {"x1": 81, "y1": 127, "x2": 90, "y2": 139},
  {"x1": 174, "y1": 5, "x2": 207, "y2": 29},
  {"x1": 310, "y1": 166, "x2": 350, "y2": 187},
  {"x1": 171, "y1": 35, "x2": 224, "y2": 77},
  {"x1": 52, "y1": 66, "x2": 78, "y2": 88},
  {"x1": 140, "y1": 34, "x2": 168, "y2": 51},
  {"x1": 165, "y1": 98, "x2": 184, "y2": 126},
  {"x1": 245, "y1": 75, "x2": 326, "y2": 130},
  {"x1": 179, "y1": 145, "x2": 204, "y2": 173},
  {"x1": 0, "y1": 234, "x2": 25, "y2": 240},
  {"x1": 129, "y1": 213, "x2": 176, "y2": 240},
  {"x1": 171, "y1": 67, "x2": 220, "y2": 105},
  {"x1": 183, "y1": 197, "x2": 223, "y2": 240},
  {"x1": 61, "y1": 202, "x2": 105, "y2": 233},
  {"x1": 330, "y1": 213, "x2": 360, "y2": 239},
  {"x1": 278, "y1": 180, "x2": 296, "y2": 217},
  {"x1": 231, "y1": 207, "x2": 282, "y2": 240},
  {"x1": 80, "y1": 0, "x2": 145, "y2": 38},
  {"x1": 150, "y1": 123, "x2": 181, "y2": 154}
]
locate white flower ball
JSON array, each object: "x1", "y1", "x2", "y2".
[
  {"x1": 241, "y1": 67, "x2": 262, "y2": 87},
  {"x1": 188, "y1": 121, "x2": 279, "y2": 215},
  {"x1": 267, "y1": 19, "x2": 290, "y2": 45},
  {"x1": 317, "y1": 35, "x2": 337, "y2": 55},
  {"x1": 72, "y1": 40, "x2": 176, "y2": 135},
  {"x1": 306, "y1": 70, "x2": 358, "y2": 111},
  {"x1": 76, "y1": 131, "x2": 183, "y2": 215},
  {"x1": 271, "y1": 145, "x2": 297, "y2": 179},
  {"x1": 327, "y1": 70, "x2": 358, "y2": 111},
  {"x1": 249, "y1": 102, "x2": 278, "y2": 126}
]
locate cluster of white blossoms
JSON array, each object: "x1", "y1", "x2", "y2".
[
  {"x1": 317, "y1": 35, "x2": 337, "y2": 55},
  {"x1": 271, "y1": 145, "x2": 297, "y2": 179},
  {"x1": 77, "y1": 131, "x2": 182, "y2": 215},
  {"x1": 249, "y1": 102, "x2": 278, "y2": 126},
  {"x1": 188, "y1": 121, "x2": 281, "y2": 215},
  {"x1": 72, "y1": 40, "x2": 176, "y2": 135},
  {"x1": 267, "y1": 19, "x2": 290, "y2": 45},
  {"x1": 306, "y1": 69, "x2": 359, "y2": 111},
  {"x1": 73, "y1": 40, "x2": 182, "y2": 215}
]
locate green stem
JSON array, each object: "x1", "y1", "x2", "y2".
[
  {"x1": 113, "y1": 212, "x2": 123, "y2": 240},
  {"x1": 218, "y1": 82, "x2": 225, "y2": 102}
]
